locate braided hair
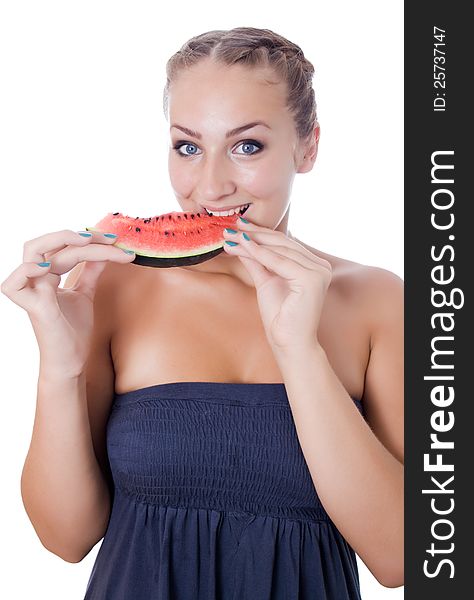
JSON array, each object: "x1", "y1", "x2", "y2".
[{"x1": 163, "y1": 27, "x2": 318, "y2": 143}]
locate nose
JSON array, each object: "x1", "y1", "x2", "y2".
[{"x1": 194, "y1": 153, "x2": 236, "y2": 204}]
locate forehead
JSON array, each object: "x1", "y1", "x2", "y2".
[{"x1": 167, "y1": 60, "x2": 289, "y2": 122}]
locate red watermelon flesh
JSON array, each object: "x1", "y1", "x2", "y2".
[{"x1": 85, "y1": 210, "x2": 242, "y2": 268}]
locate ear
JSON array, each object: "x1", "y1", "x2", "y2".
[{"x1": 296, "y1": 123, "x2": 320, "y2": 174}]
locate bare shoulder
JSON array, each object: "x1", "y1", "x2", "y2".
[
  {"x1": 296, "y1": 239, "x2": 404, "y2": 463},
  {"x1": 294, "y1": 235, "x2": 404, "y2": 319},
  {"x1": 334, "y1": 258, "x2": 404, "y2": 324}
]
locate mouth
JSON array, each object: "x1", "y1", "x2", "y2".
[{"x1": 201, "y1": 203, "x2": 251, "y2": 217}]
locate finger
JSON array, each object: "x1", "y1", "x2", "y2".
[
  {"x1": 45, "y1": 242, "x2": 135, "y2": 276},
  {"x1": 224, "y1": 234, "x2": 318, "y2": 270},
  {"x1": 0, "y1": 261, "x2": 56, "y2": 312},
  {"x1": 233, "y1": 217, "x2": 285, "y2": 237},
  {"x1": 237, "y1": 254, "x2": 273, "y2": 289},
  {"x1": 224, "y1": 238, "x2": 333, "y2": 290},
  {"x1": 223, "y1": 224, "x2": 330, "y2": 266},
  {"x1": 23, "y1": 229, "x2": 121, "y2": 264},
  {"x1": 73, "y1": 260, "x2": 110, "y2": 300},
  {"x1": 228, "y1": 224, "x2": 330, "y2": 268}
]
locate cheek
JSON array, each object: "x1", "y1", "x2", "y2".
[
  {"x1": 240, "y1": 160, "x2": 293, "y2": 198},
  {"x1": 168, "y1": 157, "x2": 194, "y2": 195}
]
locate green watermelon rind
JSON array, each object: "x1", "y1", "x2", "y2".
[{"x1": 85, "y1": 225, "x2": 225, "y2": 259}]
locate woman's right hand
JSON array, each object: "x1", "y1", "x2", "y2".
[{"x1": 0, "y1": 230, "x2": 136, "y2": 379}]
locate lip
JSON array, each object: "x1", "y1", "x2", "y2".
[{"x1": 201, "y1": 203, "x2": 251, "y2": 212}]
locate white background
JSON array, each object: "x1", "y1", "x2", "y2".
[{"x1": 0, "y1": 1, "x2": 403, "y2": 598}]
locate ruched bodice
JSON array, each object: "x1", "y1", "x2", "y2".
[{"x1": 84, "y1": 382, "x2": 365, "y2": 599}]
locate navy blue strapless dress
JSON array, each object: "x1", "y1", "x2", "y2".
[{"x1": 83, "y1": 381, "x2": 365, "y2": 599}]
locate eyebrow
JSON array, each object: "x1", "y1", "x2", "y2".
[{"x1": 170, "y1": 121, "x2": 271, "y2": 140}]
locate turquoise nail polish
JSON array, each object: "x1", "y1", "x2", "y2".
[
  {"x1": 37, "y1": 262, "x2": 51, "y2": 267},
  {"x1": 225, "y1": 240, "x2": 239, "y2": 246},
  {"x1": 225, "y1": 228, "x2": 238, "y2": 234},
  {"x1": 239, "y1": 216, "x2": 249, "y2": 223},
  {"x1": 78, "y1": 232, "x2": 92, "y2": 237},
  {"x1": 242, "y1": 233, "x2": 250, "y2": 241},
  {"x1": 104, "y1": 233, "x2": 118, "y2": 238},
  {"x1": 123, "y1": 249, "x2": 135, "y2": 254}
]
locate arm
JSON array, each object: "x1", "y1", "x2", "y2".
[
  {"x1": 274, "y1": 268, "x2": 404, "y2": 588},
  {"x1": 20, "y1": 264, "x2": 115, "y2": 563},
  {"x1": 21, "y1": 373, "x2": 111, "y2": 563}
]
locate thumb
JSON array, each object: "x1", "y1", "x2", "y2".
[
  {"x1": 238, "y1": 255, "x2": 271, "y2": 288},
  {"x1": 74, "y1": 260, "x2": 109, "y2": 299}
]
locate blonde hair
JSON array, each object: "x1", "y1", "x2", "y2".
[{"x1": 163, "y1": 26, "x2": 318, "y2": 142}]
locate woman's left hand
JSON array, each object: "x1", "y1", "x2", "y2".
[{"x1": 223, "y1": 218, "x2": 332, "y2": 354}]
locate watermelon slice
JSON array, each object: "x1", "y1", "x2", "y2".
[{"x1": 85, "y1": 210, "x2": 242, "y2": 268}]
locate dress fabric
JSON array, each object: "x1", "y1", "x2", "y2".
[{"x1": 83, "y1": 381, "x2": 366, "y2": 600}]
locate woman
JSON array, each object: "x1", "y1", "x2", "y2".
[{"x1": 2, "y1": 27, "x2": 403, "y2": 599}]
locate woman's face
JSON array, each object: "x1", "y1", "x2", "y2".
[{"x1": 166, "y1": 59, "x2": 317, "y2": 234}]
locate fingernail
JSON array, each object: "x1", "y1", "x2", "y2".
[
  {"x1": 225, "y1": 241, "x2": 239, "y2": 246},
  {"x1": 242, "y1": 233, "x2": 251, "y2": 241},
  {"x1": 224, "y1": 228, "x2": 238, "y2": 234},
  {"x1": 239, "y1": 216, "x2": 249, "y2": 223},
  {"x1": 122, "y1": 249, "x2": 135, "y2": 254},
  {"x1": 78, "y1": 231, "x2": 92, "y2": 237},
  {"x1": 104, "y1": 233, "x2": 118, "y2": 238},
  {"x1": 37, "y1": 262, "x2": 51, "y2": 267}
]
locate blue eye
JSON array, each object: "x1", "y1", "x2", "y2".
[
  {"x1": 234, "y1": 140, "x2": 263, "y2": 155},
  {"x1": 172, "y1": 139, "x2": 264, "y2": 158},
  {"x1": 173, "y1": 142, "x2": 200, "y2": 157}
]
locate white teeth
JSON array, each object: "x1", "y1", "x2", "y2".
[{"x1": 205, "y1": 204, "x2": 249, "y2": 217}]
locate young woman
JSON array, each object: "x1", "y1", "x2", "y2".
[{"x1": 2, "y1": 27, "x2": 404, "y2": 599}]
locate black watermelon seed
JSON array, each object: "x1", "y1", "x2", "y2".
[
  {"x1": 172, "y1": 232, "x2": 175, "y2": 236},
  {"x1": 144, "y1": 218, "x2": 151, "y2": 224},
  {"x1": 112, "y1": 212, "x2": 119, "y2": 216},
  {"x1": 135, "y1": 227, "x2": 141, "y2": 232},
  {"x1": 191, "y1": 214, "x2": 195, "y2": 219},
  {"x1": 164, "y1": 231, "x2": 169, "y2": 236}
]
